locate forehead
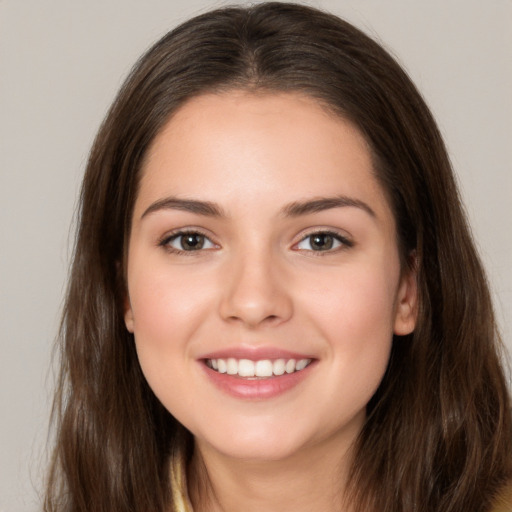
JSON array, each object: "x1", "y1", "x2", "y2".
[{"x1": 135, "y1": 91, "x2": 392, "y2": 224}]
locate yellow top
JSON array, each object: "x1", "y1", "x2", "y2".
[
  {"x1": 169, "y1": 452, "x2": 512, "y2": 512},
  {"x1": 169, "y1": 448, "x2": 194, "y2": 512}
]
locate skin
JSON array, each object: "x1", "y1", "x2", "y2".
[{"x1": 124, "y1": 91, "x2": 417, "y2": 511}]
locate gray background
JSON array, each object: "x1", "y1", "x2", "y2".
[{"x1": 1, "y1": 1, "x2": 511, "y2": 510}]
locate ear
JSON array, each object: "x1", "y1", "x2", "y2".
[
  {"x1": 117, "y1": 260, "x2": 134, "y2": 333},
  {"x1": 393, "y1": 255, "x2": 418, "y2": 336},
  {"x1": 124, "y1": 296, "x2": 135, "y2": 333}
]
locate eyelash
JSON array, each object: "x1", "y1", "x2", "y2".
[
  {"x1": 158, "y1": 229, "x2": 354, "y2": 255},
  {"x1": 158, "y1": 229, "x2": 217, "y2": 254},
  {"x1": 294, "y1": 230, "x2": 354, "y2": 254}
]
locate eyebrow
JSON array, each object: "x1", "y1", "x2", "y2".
[
  {"x1": 282, "y1": 196, "x2": 376, "y2": 218},
  {"x1": 140, "y1": 195, "x2": 375, "y2": 220},
  {"x1": 141, "y1": 197, "x2": 226, "y2": 219}
]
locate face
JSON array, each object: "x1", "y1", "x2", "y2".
[{"x1": 124, "y1": 92, "x2": 417, "y2": 463}]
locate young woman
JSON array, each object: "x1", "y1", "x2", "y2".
[{"x1": 44, "y1": 3, "x2": 512, "y2": 511}]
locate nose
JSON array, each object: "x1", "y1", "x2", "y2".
[{"x1": 218, "y1": 248, "x2": 293, "y2": 328}]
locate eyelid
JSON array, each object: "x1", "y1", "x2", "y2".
[
  {"x1": 158, "y1": 227, "x2": 219, "y2": 253},
  {"x1": 292, "y1": 228, "x2": 354, "y2": 253},
  {"x1": 156, "y1": 226, "x2": 353, "y2": 254}
]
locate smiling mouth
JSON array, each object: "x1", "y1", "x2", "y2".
[{"x1": 205, "y1": 358, "x2": 312, "y2": 378}]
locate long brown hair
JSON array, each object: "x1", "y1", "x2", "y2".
[{"x1": 45, "y1": 3, "x2": 511, "y2": 511}]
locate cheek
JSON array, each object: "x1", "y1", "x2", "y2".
[
  {"x1": 301, "y1": 262, "x2": 399, "y2": 387},
  {"x1": 126, "y1": 264, "x2": 213, "y2": 387},
  {"x1": 129, "y1": 260, "x2": 213, "y2": 334},
  {"x1": 306, "y1": 263, "x2": 398, "y2": 336}
]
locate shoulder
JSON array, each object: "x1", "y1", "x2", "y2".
[{"x1": 490, "y1": 482, "x2": 512, "y2": 512}]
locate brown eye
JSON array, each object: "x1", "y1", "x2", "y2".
[
  {"x1": 163, "y1": 231, "x2": 216, "y2": 252},
  {"x1": 310, "y1": 233, "x2": 334, "y2": 250},
  {"x1": 296, "y1": 231, "x2": 352, "y2": 252},
  {"x1": 180, "y1": 233, "x2": 205, "y2": 250}
]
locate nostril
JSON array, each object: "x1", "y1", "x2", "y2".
[{"x1": 219, "y1": 273, "x2": 294, "y2": 326}]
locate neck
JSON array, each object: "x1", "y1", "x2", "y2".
[{"x1": 188, "y1": 434, "x2": 358, "y2": 512}]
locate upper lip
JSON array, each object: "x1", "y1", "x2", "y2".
[{"x1": 200, "y1": 346, "x2": 315, "y2": 361}]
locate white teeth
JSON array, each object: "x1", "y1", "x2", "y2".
[
  {"x1": 226, "y1": 357, "x2": 238, "y2": 375},
  {"x1": 207, "y1": 357, "x2": 311, "y2": 377},
  {"x1": 273, "y1": 359, "x2": 286, "y2": 376},
  {"x1": 285, "y1": 359, "x2": 296, "y2": 373},
  {"x1": 255, "y1": 360, "x2": 273, "y2": 377},
  {"x1": 226, "y1": 358, "x2": 238, "y2": 375},
  {"x1": 296, "y1": 359, "x2": 308, "y2": 371},
  {"x1": 238, "y1": 359, "x2": 255, "y2": 377},
  {"x1": 217, "y1": 359, "x2": 227, "y2": 374}
]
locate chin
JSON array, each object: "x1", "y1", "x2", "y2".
[
  {"x1": 193, "y1": 417, "x2": 332, "y2": 464},
  {"x1": 213, "y1": 439, "x2": 304, "y2": 463},
  {"x1": 192, "y1": 421, "x2": 297, "y2": 460}
]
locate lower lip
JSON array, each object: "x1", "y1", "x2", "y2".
[{"x1": 201, "y1": 361, "x2": 315, "y2": 399}]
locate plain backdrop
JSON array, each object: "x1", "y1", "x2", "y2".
[{"x1": 1, "y1": 1, "x2": 511, "y2": 510}]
